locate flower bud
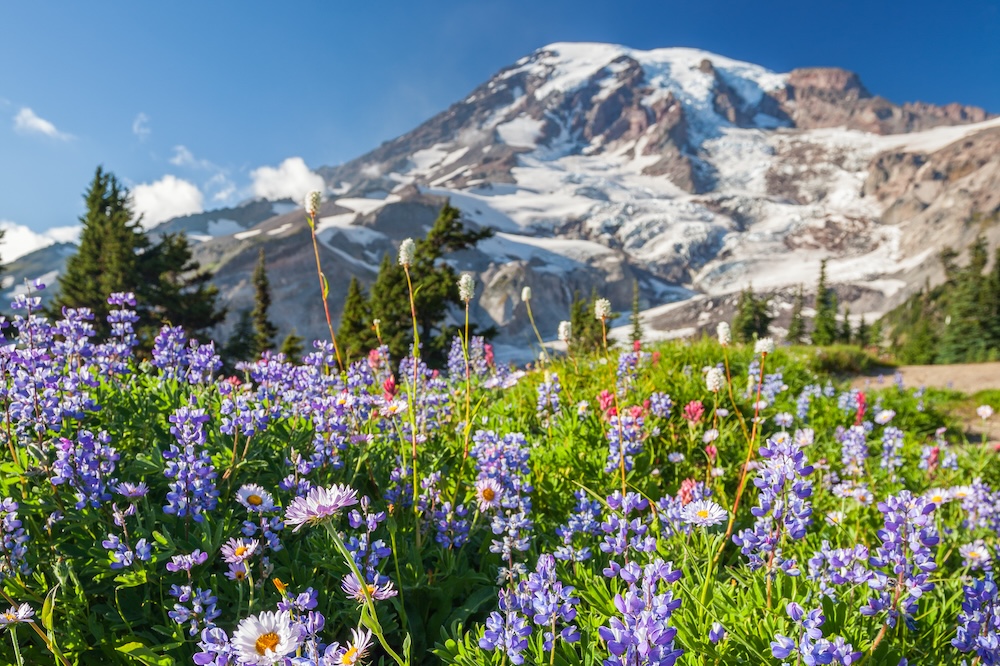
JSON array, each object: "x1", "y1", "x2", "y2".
[
  {"x1": 304, "y1": 190, "x2": 322, "y2": 219},
  {"x1": 398, "y1": 238, "x2": 415, "y2": 267},
  {"x1": 521, "y1": 286, "x2": 532, "y2": 302}
]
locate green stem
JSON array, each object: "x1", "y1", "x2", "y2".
[
  {"x1": 10, "y1": 627, "x2": 23, "y2": 666},
  {"x1": 526, "y1": 301, "x2": 550, "y2": 367}
]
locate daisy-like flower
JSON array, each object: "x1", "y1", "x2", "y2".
[
  {"x1": 379, "y1": 398, "x2": 408, "y2": 418},
  {"x1": 667, "y1": 452, "x2": 685, "y2": 463},
  {"x1": 952, "y1": 485, "x2": 974, "y2": 502},
  {"x1": 323, "y1": 627, "x2": 373, "y2": 666},
  {"x1": 115, "y1": 481, "x2": 149, "y2": 501},
  {"x1": 0, "y1": 603, "x2": 33, "y2": 627},
  {"x1": 977, "y1": 404, "x2": 994, "y2": 420},
  {"x1": 231, "y1": 610, "x2": 301, "y2": 665},
  {"x1": 680, "y1": 499, "x2": 727, "y2": 528},
  {"x1": 825, "y1": 511, "x2": 846, "y2": 526},
  {"x1": 221, "y1": 537, "x2": 259, "y2": 564},
  {"x1": 284, "y1": 484, "x2": 359, "y2": 532},
  {"x1": 874, "y1": 410, "x2": 896, "y2": 425},
  {"x1": 341, "y1": 573, "x2": 397, "y2": 603},
  {"x1": 960, "y1": 540, "x2": 993, "y2": 570},
  {"x1": 237, "y1": 485, "x2": 275, "y2": 512},
  {"x1": 475, "y1": 478, "x2": 503, "y2": 512},
  {"x1": 226, "y1": 561, "x2": 249, "y2": 582},
  {"x1": 925, "y1": 488, "x2": 953, "y2": 506}
]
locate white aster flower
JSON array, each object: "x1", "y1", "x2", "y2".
[
  {"x1": 475, "y1": 478, "x2": 503, "y2": 512},
  {"x1": 237, "y1": 484, "x2": 275, "y2": 512},
  {"x1": 324, "y1": 627, "x2": 373, "y2": 666},
  {"x1": 283, "y1": 484, "x2": 359, "y2": 532},
  {"x1": 874, "y1": 410, "x2": 895, "y2": 425},
  {"x1": 398, "y1": 238, "x2": 415, "y2": 267},
  {"x1": 558, "y1": 320, "x2": 571, "y2": 344},
  {"x1": 717, "y1": 322, "x2": 731, "y2": 346},
  {"x1": 232, "y1": 610, "x2": 300, "y2": 665},
  {"x1": 521, "y1": 286, "x2": 532, "y2": 301},
  {"x1": 341, "y1": 573, "x2": 397, "y2": 603},
  {"x1": 221, "y1": 537, "x2": 260, "y2": 564},
  {"x1": 705, "y1": 367, "x2": 724, "y2": 393},
  {"x1": 0, "y1": 603, "x2": 33, "y2": 627},
  {"x1": 680, "y1": 499, "x2": 727, "y2": 528},
  {"x1": 458, "y1": 273, "x2": 475, "y2": 302},
  {"x1": 825, "y1": 511, "x2": 845, "y2": 526},
  {"x1": 925, "y1": 488, "x2": 953, "y2": 505},
  {"x1": 304, "y1": 190, "x2": 322, "y2": 219},
  {"x1": 754, "y1": 337, "x2": 775, "y2": 355},
  {"x1": 960, "y1": 540, "x2": 993, "y2": 570},
  {"x1": 978, "y1": 404, "x2": 994, "y2": 420},
  {"x1": 594, "y1": 298, "x2": 612, "y2": 320}
]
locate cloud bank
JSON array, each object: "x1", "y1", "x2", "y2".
[
  {"x1": 250, "y1": 157, "x2": 324, "y2": 203},
  {"x1": 131, "y1": 175, "x2": 204, "y2": 228},
  {"x1": 13, "y1": 107, "x2": 71, "y2": 140},
  {"x1": 0, "y1": 220, "x2": 80, "y2": 262}
]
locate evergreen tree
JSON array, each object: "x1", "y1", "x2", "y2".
[
  {"x1": 812, "y1": 259, "x2": 838, "y2": 346},
  {"x1": 629, "y1": 279, "x2": 643, "y2": 345},
  {"x1": 221, "y1": 309, "x2": 255, "y2": 369},
  {"x1": 839, "y1": 307, "x2": 852, "y2": 345},
  {"x1": 786, "y1": 285, "x2": 807, "y2": 344},
  {"x1": 279, "y1": 329, "x2": 305, "y2": 363},
  {"x1": 53, "y1": 167, "x2": 224, "y2": 345},
  {"x1": 732, "y1": 285, "x2": 772, "y2": 343},
  {"x1": 251, "y1": 248, "x2": 278, "y2": 356},
  {"x1": 985, "y1": 247, "x2": 1000, "y2": 352},
  {"x1": 568, "y1": 289, "x2": 610, "y2": 355},
  {"x1": 338, "y1": 276, "x2": 374, "y2": 361},
  {"x1": 856, "y1": 314, "x2": 870, "y2": 348},
  {"x1": 53, "y1": 167, "x2": 149, "y2": 335},
  {"x1": 365, "y1": 203, "x2": 495, "y2": 367},
  {"x1": 938, "y1": 238, "x2": 989, "y2": 363}
]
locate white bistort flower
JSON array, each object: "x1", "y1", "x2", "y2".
[
  {"x1": 594, "y1": 298, "x2": 612, "y2": 320},
  {"x1": 398, "y1": 238, "x2": 415, "y2": 267},
  {"x1": 232, "y1": 610, "x2": 300, "y2": 665},
  {"x1": 458, "y1": 273, "x2": 475, "y2": 302},
  {"x1": 754, "y1": 337, "x2": 775, "y2": 355},
  {"x1": 558, "y1": 320, "x2": 571, "y2": 343},
  {"x1": 305, "y1": 190, "x2": 322, "y2": 219},
  {"x1": 717, "y1": 322, "x2": 731, "y2": 346},
  {"x1": 521, "y1": 286, "x2": 532, "y2": 301},
  {"x1": 705, "y1": 367, "x2": 724, "y2": 393}
]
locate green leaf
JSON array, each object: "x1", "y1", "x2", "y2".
[
  {"x1": 116, "y1": 640, "x2": 176, "y2": 666},
  {"x1": 41, "y1": 584, "x2": 58, "y2": 632},
  {"x1": 115, "y1": 569, "x2": 148, "y2": 588}
]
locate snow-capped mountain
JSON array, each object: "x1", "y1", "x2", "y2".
[{"x1": 11, "y1": 43, "x2": 999, "y2": 358}]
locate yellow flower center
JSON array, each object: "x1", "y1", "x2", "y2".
[
  {"x1": 931, "y1": 495, "x2": 944, "y2": 503},
  {"x1": 235, "y1": 546, "x2": 248, "y2": 557},
  {"x1": 340, "y1": 646, "x2": 359, "y2": 665},
  {"x1": 248, "y1": 494, "x2": 263, "y2": 506},
  {"x1": 970, "y1": 551, "x2": 982, "y2": 559},
  {"x1": 234, "y1": 570, "x2": 246, "y2": 580},
  {"x1": 4, "y1": 613, "x2": 15, "y2": 622},
  {"x1": 255, "y1": 632, "x2": 281, "y2": 654},
  {"x1": 696, "y1": 510, "x2": 710, "y2": 519},
  {"x1": 481, "y1": 487, "x2": 495, "y2": 502}
]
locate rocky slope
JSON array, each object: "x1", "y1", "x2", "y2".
[{"x1": 8, "y1": 43, "x2": 998, "y2": 360}]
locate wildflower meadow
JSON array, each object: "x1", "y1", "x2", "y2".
[{"x1": 0, "y1": 206, "x2": 998, "y2": 666}]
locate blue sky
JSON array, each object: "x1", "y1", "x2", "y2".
[{"x1": 1, "y1": 0, "x2": 997, "y2": 258}]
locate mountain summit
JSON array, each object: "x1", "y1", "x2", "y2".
[{"x1": 9, "y1": 43, "x2": 998, "y2": 358}]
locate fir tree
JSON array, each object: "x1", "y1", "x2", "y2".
[
  {"x1": 221, "y1": 309, "x2": 255, "y2": 369},
  {"x1": 279, "y1": 329, "x2": 305, "y2": 363},
  {"x1": 811, "y1": 259, "x2": 838, "y2": 346},
  {"x1": 629, "y1": 279, "x2": 643, "y2": 345},
  {"x1": 938, "y1": 238, "x2": 989, "y2": 363},
  {"x1": 839, "y1": 307, "x2": 852, "y2": 345},
  {"x1": 251, "y1": 248, "x2": 278, "y2": 356},
  {"x1": 856, "y1": 314, "x2": 870, "y2": 348},
  {"x1": 732, "y1": 285, "x2": 772, "y2": 343},
  {"x1": 53, "y1": 167, "x2": 149, "y2": 335},
  {"x1": 786, "y1": 285, "x2": 807, "y2": 344},
  {"x1": 568, "y1": 289, "x2": 609, "y2": 355},
  {"x1": 338, "y1": 276, "x2": 374, "y2": 361}
]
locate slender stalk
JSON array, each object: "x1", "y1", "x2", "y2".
[
  {"x1": 402, "y1": 264, "x2": 422, "y2": 550},
  {"x1": 525, "y1": 300, "x2": 550, "y2": 367},
  {"x1": 600, "y1": 317, "x2": 627, "y2": 499},
  {"x1": 305, "y1": 212, "x2": 344, "y2": 372}
]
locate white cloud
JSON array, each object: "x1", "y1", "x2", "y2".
[
  {"x1": 168, "y1": 145, "x2": 215, "y2": 169},
  {"x1": 131, "y1": 175, "x2": 204, "y2": 228},
  {"x1": 250, "y1": 157, "x2": 325, "y2": 203},
  {"x1": 0, "y1": 220, "x2": 80, "y2": 262},
  {"x1": 132, "y1": 112, "x2": 150, "y2": 139},
  {"x1": 13, "y1": 107, "x2": 71, "y2": 140}
]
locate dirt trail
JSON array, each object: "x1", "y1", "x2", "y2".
[{"x1": 851, "y1": 362, "x2": 1000, "y2": 394}]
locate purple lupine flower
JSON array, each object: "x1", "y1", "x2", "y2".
[
  {"x1": 536, "y1": 372, "x2": 562, "y2": 422},
  {"x1": 50, "y1": 430, "x2": 119, "y2": 509},
  {"x1": 102, "y1": 534, "x2": 151, "y2": 569},
  {"x1": 152, "y1": 326, "x2": 189, "y2": 380},
  {"x1": 0, "y1": 499, "x2": 29, "y2": 581},
  {"x1": 168, "y1": 585, "x2": 221, "y2": 636},
  {"x1": 808, "y1": 541, "x2": 873, "y2": 603},
  {"x1": 193, "y1": 626, "x2": 232, "y2": 666},
  {"x1": 163, "y1": 405, "x2": 219, "y2": 523},
  {"x1": 433, "y1": 501, "x2": 470, "y2": 549},
  {"x1": 166, "y1": 550, "x2": 209, "y2": 573},
  {"x1": 648, "y1": 392, "x2": 672, "y2": 419},
  {"x1": 516, "y1": 554, "x2": 580, "y2": 649},
  {"x1": 952, "y1": 572, "x2": 1000, "y2": 661},
  {"x1": 709, "y1": 622, "x2": 726, "y2": 644},
  {"x1": 605, "y1": 413, "x2": 645, "y2": 474},
  {"x1": 733, "y1": 436, "x2": 814, "y2": 577},
  {"x1": 838, "y1": 425, "x2": 869, "y2": 477},
  {"x1": 770, "y1": 603, "x2": 861, "y2": 665},
  {"x1": 880, "y1": 426, "x2": 904, "y2": 480},
  {"x1": 554, "y1": 489, "x2": 601, "y2": 562},
  {"x1": 599, "y1": 559, "x2": 684, "y2": 666},
  {"x1": 860, "y1": 491, "x2": 938, "y2": 630},
  {"x1": 600, "y1": 492, "x2": 656, "y2": 571},
  {"x1": 480, "y1": 589, "x2": 532, "y2": 665}
]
